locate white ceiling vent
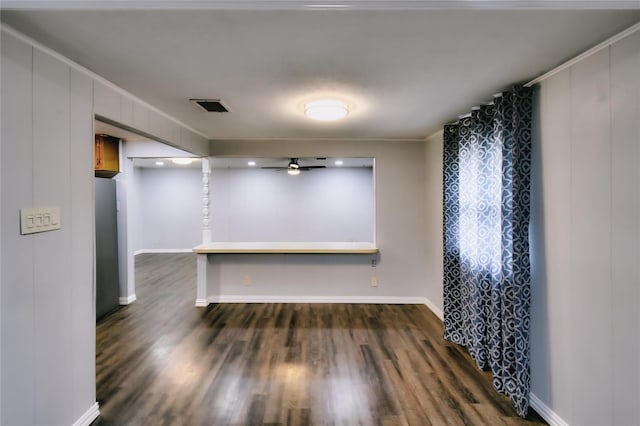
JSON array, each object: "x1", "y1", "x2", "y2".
[{"x1": 190, "y1": 99, "x2": 230, "y2": 113}]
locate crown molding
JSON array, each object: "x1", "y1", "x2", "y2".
[
  {"x1": 1, "y1": 24, "x2": 209, "y2": 140},
  {"x1": 526, "y1": 21, "x2": 640, "y2": 86},
  {"x1": 2, "y1": 0, "x2": 638, "y2": 11}
]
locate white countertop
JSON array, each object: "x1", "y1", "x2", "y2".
[{"x1": 192, "y1": 241, "x2": 378, "y2": 254}]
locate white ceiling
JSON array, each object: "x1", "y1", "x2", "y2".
[{"x1": 2, "y1": 2, "x2": 638, "y2": 141}]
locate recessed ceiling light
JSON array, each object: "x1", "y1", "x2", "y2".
[
  {"x1": 172, "y1": 158, "x2": 193, "y2": 165},
  {"x1": 155, "y1": 161, "x2": 165, "y2": 166},
  {"x1": 248, "y1": 161, "x2": 256, "y2": 167},
  {"x1": 304, "y1": 100, "x2": 349, "y2": 122},
  {"x1": 335, "y1": 160, "x2": 344, "y2": 166}
]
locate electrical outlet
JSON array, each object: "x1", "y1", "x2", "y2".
[
  {"x1": 243, "y1": 275, "x2": 252, "y2": 286},
  {"x1": 371, "y1": 276, "x2": 378, "y2": 287}
]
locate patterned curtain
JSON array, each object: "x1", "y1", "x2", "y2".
[{"x1": 442, "y1": 86, "x2": 533, "y2": 417}]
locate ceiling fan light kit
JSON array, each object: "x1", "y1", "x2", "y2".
[
  {"x1": 304, "y1": 99, "x2": 349, "y2": 121},
  {"x1": 287, "y1": 158, "x2": 301, "y2": 175},
  {"x1": 261, "y1": 158, "x2": 327, "y2": 175}
]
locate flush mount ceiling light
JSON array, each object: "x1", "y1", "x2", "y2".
[
  {"x1": 304, "y1": 99, "x2": 349, "y2": 122},
  {"x1": 155, "y1": 161, "x2": 165, "y2": 166},
  {"x1": 172, "y1": 158, "x2": 193, "y2": 165}
]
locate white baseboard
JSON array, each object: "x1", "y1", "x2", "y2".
[
  {"x1": 204, "y1": 295, "x2": 430, "y2": 305},
  {"x1": 195, "y1": 298, "x2": 208, "y2": 307},
  {"x1": 418, "y1": 302, "x2": 560, "y2": 426},
  {"x1": 423, "y1": 298, "x2": 444, "y2": 320},
  {"x1": 134, "y1": 248, "x2": 193, "y2": 255},
  {"x1": 119, "y1": 294, "x2": 136, "y2": 305},
  {"x1": 72, "y1": 402, "x2": 100, "y2": 426},
  {"x1": 529, "y1": 393, "x2": 569, "y2": 426}
]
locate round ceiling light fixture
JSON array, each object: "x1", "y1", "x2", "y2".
[{"x1": 304, "y1": 99, "x2": 349, "y2": 122}]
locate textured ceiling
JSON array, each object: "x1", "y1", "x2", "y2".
[{"x1": 2, "y1": 5, "x2": 638, "y2": 141}]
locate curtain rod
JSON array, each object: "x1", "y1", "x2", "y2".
[
  {"x1": 525, "y1": 21, "x2": 640, "y2": 87},
  {"x1": 429, "y1": 22, "x2": 640, "y2": 134}
]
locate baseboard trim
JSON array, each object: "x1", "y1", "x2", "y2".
[
  {"x1": 195, "y1": 298, "x2": 208, "y2": 307},
  {"x1": 72, "y1": 402, "x2": 100, "y2": 426},
  {"x1": 119, "y1": 294, "x2": 136, "y2": 305},
  {"x1": 423, "y1": 298, "x2": 444, "y2": 320},
  {"x1": 204, "y1": 295, "x2": 430, "y2": 305},
  {"x1": 529, "y1": 393, "x2": 568, "y2": 426},
  {"x1": 134, "y1": 248, "x2": 193, "y2": 255}
]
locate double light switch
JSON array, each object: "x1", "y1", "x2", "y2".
[{"x1": 20, "y1": 207, "x2": 61, "y2": 235}]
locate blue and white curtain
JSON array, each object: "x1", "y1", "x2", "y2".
[{"x1": 443, "y1": 86, "x2": 533, "y2": 417}]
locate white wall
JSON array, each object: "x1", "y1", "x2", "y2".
[
  {"x1": 133, "y1": 165, "x2": 373, "y2": 250},
  {"x1": 208, "y1": 140, "x2": 428, "y2": 300},
  {"x1": 1, "y1": 32, "x2": 96, "y2": 425},
  {"x1": 211, "y1": 167, "x2": 374, "y2": 243},
  {"x1": 530, "y1": 30, "x2": 640, "y2": 426},
  {"x1": 136, "y1": 167, "x2": 202, "y2": 250},
  {"x1": 116, "y1": 139, "x2": 196, "y2": 300},
  {"x1": 124, "y1": 139, "x2": 198, "y2": 158},
  {"x1": 115, "y1": 156, "x2": 141, "y2": 302},
  {"x1": 423, "y1": 131, "x2": 444, "y2": 318}
]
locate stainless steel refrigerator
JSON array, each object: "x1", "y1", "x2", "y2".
[{"x1": 95, "y1": 178, "x2": 120, "y2": 320}]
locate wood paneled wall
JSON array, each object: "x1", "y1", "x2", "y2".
[
  {"x1": 1, "y1": 32, "x2": 96, "y2": 425},
  {"x1": 530, "y1": 30, "x2": 640, "y2": 425},
  {"x1": 1, "y1": 27, "x2": 213, "y2": 424}
]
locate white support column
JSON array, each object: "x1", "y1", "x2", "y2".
[
  {"x1": 196, "y1": 157, "x2": 212, "y2": 307},
  {"x1": 201, "y1": 157, "x2": 211, "y2": 244}
]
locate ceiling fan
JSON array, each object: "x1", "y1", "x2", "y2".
[{"x1": 261, "y1": 158, "x2": 326, "y2": 175}]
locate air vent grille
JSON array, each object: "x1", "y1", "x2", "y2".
[{"x1": 190, "y1": 99, "x2": 229, "y2": 113}]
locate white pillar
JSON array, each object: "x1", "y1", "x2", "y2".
[
  {"x1": 196, "y1": 157, "x2": 212, "y2": 307},
  {"x1": 201, "y1": 157, "x2": 211, "y2": 244}
]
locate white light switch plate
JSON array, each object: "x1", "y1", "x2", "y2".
[{"x1": 20, "y1": 207, "x2": 61, "y2": 235}]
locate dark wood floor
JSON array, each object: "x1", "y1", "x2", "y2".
[{"x1": 94, "y1": 253, "x2": 546, "y2": 425}]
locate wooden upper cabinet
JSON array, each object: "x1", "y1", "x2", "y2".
[{"x1": 95, "y1": 134, "x2": 120, "y2": 178}]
